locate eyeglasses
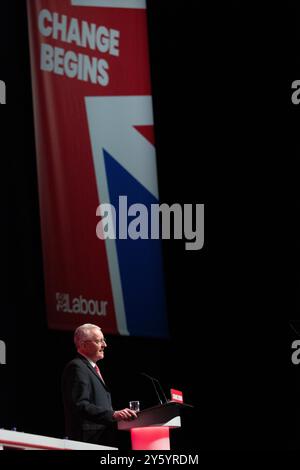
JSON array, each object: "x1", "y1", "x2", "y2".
[{"x1": 84, "y1": 338, "x2": 107, "y2": 345}]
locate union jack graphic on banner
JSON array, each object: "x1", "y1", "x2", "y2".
[{"x1": 27, "y1": 0, "x2": 168, "y2": 337}]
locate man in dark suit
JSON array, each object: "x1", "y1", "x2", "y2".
[{"x1": 62, "y1": 323, "x2": 137, "y2": 446}]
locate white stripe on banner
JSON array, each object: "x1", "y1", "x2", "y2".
[
  {"x1": 85, "y1": 96, "x2": 129, "y2": 336},
  {"x1": 85, "y1": 96, "x2": 158, "y2": 336},
  {"x1": 86, "y1": 96, "x2": 158, "y2": 199},
  {"x1": 71, "y1": 0, "x2": 146, "y2": 9}
]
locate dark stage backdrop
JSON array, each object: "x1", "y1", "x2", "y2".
[{"x1": 0, "y1": 0, "x2": 298, "y2": 451}]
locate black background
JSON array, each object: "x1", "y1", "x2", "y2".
[{"x1": 0, "y1": 0, "x2": 298, "y2": 454}]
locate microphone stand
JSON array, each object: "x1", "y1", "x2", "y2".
[{"x1": 141, "y1": 372, "x2": 167, "y2": 405}]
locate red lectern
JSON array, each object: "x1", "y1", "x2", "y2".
[{"x1": 117, "y1": 402, "x2": 192, "y2": 450}]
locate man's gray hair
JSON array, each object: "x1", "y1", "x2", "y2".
[{"x1": 74, "y1": 323, "x2": 102, "y2": 349}]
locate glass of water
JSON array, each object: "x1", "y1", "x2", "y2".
[{"x1": 129, "y1": 400, "x2": 140, "y2": 412}]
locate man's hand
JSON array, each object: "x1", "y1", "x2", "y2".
[{"x1": 113, "y1": 408, "x2": 138, "y2": 421}]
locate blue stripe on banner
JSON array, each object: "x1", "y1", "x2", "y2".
[{"x1": 104, "y1": 150, "x2": 169, "y2": 338}]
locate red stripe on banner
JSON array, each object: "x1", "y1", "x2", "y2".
[{"x1": 134, "y1": 125, "x2": 155, "y2": 146}]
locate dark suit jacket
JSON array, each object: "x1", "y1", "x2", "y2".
[{"x1": 62, "y1": 354, "x2": 116, "y2": 445}]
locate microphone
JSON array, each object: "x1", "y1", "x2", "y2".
[{"x1": 140, "y1": 372, "x2": 168, "y2": 405}]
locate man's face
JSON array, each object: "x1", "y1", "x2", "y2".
[{"x1": 81, "y1": 328, "x2": 107, "y2": 362}]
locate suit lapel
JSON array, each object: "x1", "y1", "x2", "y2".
[{"x1": 78, "y1": 354, "x2": 109, "y2": 390}]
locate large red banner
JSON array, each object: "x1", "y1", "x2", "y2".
[{"x1": 27, "y1": 0, "x2": 168, "y2": 337}]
